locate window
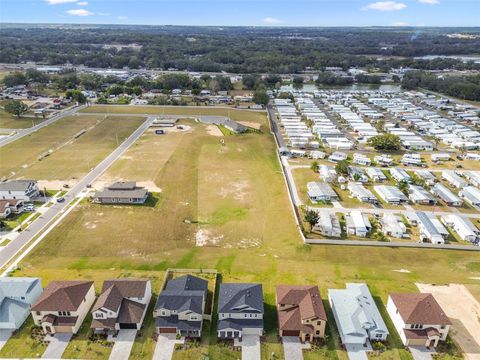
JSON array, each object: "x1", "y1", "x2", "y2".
[
  {"x1": 316, "y1": 331, "x2": 320, "y2": 335},
  {"x1": 21, "y1": 296, "x2": 25, "y2": 300},
  {"x1": 316, "y1": 321, "x2": 321, "y2": 325}
]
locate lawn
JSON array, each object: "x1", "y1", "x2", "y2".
[
  {"x1": 0, "y1": 115, "x2": 145, "y2": 180},
  {"x1": 81, "y1": 104, "x2": 267, "y2": 125}
]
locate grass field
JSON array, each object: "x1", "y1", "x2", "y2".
[
  {"x1": 0, "y1": 115, "x2": 145, "y2": 181},
  {"x1": 4, "y1": 106, "x2": 480, "y2": 359}
]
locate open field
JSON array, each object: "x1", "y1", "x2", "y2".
[
  {"x1": 80, "y1": 105, "x2": 268, "y2": 124},
  {"x1": 0, "y1": 115, "x2": 145, "y2": 181},
  {"x1": 3, "y1": 106, "x2": 480, "y2": 359}
]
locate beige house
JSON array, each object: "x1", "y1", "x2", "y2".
[
  {"x1": 276, "y1": 285, "x2": 327, "y2": 342},
  {"x1": 31, "y1": 281, "x2": 95, "y2": 334},
  {"x1": 386, "y1": 293, "x2": 451, "y2": 347}
]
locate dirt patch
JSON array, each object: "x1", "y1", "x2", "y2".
[
  {"x1": 393, "y1": 269, "x2": 411, "y2": 273},
  {"x1": 416, "y1": 283, "x2": 480, "y2": 360},
  {"x1": 84, "y1": 221, "x2": 97, "y2": 229},
  {"x1": 206, "y1": 125, "x2": 223, "y2": 137},
  {"x1": 195, "y1": 229, "x2": 223, "y2": 247},
  {"x1": 238, "y1": 121, "x2": 261, "y2": 130},
  {"x1": 37, "y1": 179, "x2": 77, "y2": 190},
  {"x1": 219, "y1": 180, "x2": 250, "y2": 201},
  {"x1": 92, "y1": 178, "x2": 162, "y2": 193}
]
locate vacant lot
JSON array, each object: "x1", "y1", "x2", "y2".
[
  {"x1": 81, "y1": 104, "x2": 267, "y2": 125},
  {"x1": 0, "y1": 115, "x2": 144, "y2": 181}
]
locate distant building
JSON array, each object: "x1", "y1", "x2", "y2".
[
  {"x1": 306, "y1": 182, "x2": 339, "y2": 202},
  {"x1": 313, "y1": 211, "x2": 341, "y2": 238},
  {"x1": 345, "y1": 211, "x2": 371, "y2": 237},
  {"x1": 381, "y1": 214, "x2": 407, "y2": 238},
  {"x1": 0, "y1": 180, "x2": 40, "y2": 201},
  {"x1": 93, "y1": 182, "x2": 148, "y2": 204}
]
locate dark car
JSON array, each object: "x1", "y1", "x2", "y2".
[{"x1": 56, "y1": 197, "x2": 65, "y2": 203}]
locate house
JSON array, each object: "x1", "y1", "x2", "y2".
[
  {"x1": 319, "y1": 165, "x2": 337, "y2": 183},
  {"x1": 91, "y1": 279, "x2": 151, "y2": 333},
  {"x1": 0, "y1": 180, "x2": 40, "y2": 201},
  {"x1": 93, "y1": 182, "x2": 148, "y2": 204},
  {"x1": 381, "y1": 214, "x2": 407, "y2": 238},
  {"x1": 328, "y1": 283, "x2": 389, "y2": 345},
  {"x1": 276, "y1": 285, "x2": 327, "y2": 342},
  {"x1": 0, "y1": 199, "x2": 24, "y2": 218},
  {"x1": 417, "y1": 212, "x2": 448, "y2": 244},
  {"x1": 347, "y1": 182, "x2": 377, "y2": 204},
  {"x1": 374, "y1": 185, "x2": 408, "y2": 205},
  {"x1": 402, "y1": 153, "x2": 423, "y2": 166},
  {"x1": 441, "y1": 214, "x2": 479, "y2": 245},
  {"x1": 348, "y1": 167, "x2": 368, "y2": 183},
  {"x1": 463, "y1": 171, "x2": 480, "y2": 187},
  {"x1": 441, "y1": 171, "x2": 467, "y2": 189},
  {"x1": 390, "y1": 168, "x2": 411, "y2": 184},
  {"x1": 431, "y1": 153, "x2": 451, "y2": 162},
  {"x1": 0, "y1": 277, "x2": 43, "y2": 330},
  {"x1": 414, "y1": 170, "x2": 437, "y2": 186},
  {"x1": 366, "y1": 168, "x2": 387, "y2": 182},
  {"x1": 307, "y1": 182, "x2": 339, "y2": 202},
  {"x1": 408, "y1": 185, "x2": 437, "y2": 205},
  {"x1": 31, "y1": 281, "x2": 95, "y2": 334},
  {"x1": 353, "y1": 153, "x2": 371, "y2": 166},
  {"x1": 328, "y1": 152, "x2": 347, "y2": 163},
  {"x1": 345, "y1": 211, "x2": 371, "y2": 237},
  {"x1": 431, "y1": 183, "x2": 463, "y2": 207},
  {"x1": 217, "y1": 283, "x2": 264, "y2": 339},
  {"x1": 313, "y1": 211, "x2": 341, "y2": 237},
  {"x1": 386, "y1": 293, "x2": 451, "y2": 347},
  {"x1": 374, "y1": 155, "x2": 393, "y2": 167},
  {"x1": 459, "y1": 186, "x2": 480, "y2": 207},
  {"x1": 155, "y1": 275, "x2": 208, "y2": 338}
]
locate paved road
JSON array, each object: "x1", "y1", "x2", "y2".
[
  {"x1": 267, "y1": 104, "x2": 287, "y2": 148},
  {"x1": 0, "y1": 117, "x2": 153, "y2": 271},
  {"x1": 109, "y1": 330, "x2": 137, "y2": 360},
  {"x1": 0, "y1": 105, "x2": 86, "y2": 148},
  {"x1": 42, "y1": 333, "x2": 72, "y2": 359}
]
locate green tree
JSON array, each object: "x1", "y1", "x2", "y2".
[
  {"x1": 367, "y1": 134, "x2": 402, "y2": 151},
  {"x1": 65, "y1": 89, "x2": 87, "y2": 104},
  {"x1": 398, "y1": 180, "x2": 409, "y2": 195},
  {"x1": 4, "y1": 100, "x2": 29, "y2": 117},
  {"x1": 3, "y1": 72, "x2": 27, "y2": 87},
  {"x1": 310, "y1": 161, "x2": 319, "y2": 173},
  {"x1": 335, "y1": 160, "x2": 349, "y2": 176},
  {"x1": 252, "y1": 90, "x2": 269, "y2": 106},
  {"x1": 304, "y1": 210, "x2": 319, "y2": 231}
]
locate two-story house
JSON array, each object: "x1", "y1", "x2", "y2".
[
  {"x1": 31, "y1": 281, "x2": 95, "y2": 334},
  {"x1": 91, "y1": 279, "x2": 151, "y2": 333},
  {"x1": 0, "y1": 180, "x2": 40, "y2": 202},
  {"x1": 0, "y1": 277, "x2": 43, "y2": 330},
  {"x1": 276, "y1": 285, "x2": 327, "y2": 342},
  {"x1": 386, "y1": 293, "x2": 451, "y2": 347},
  {"x1": 154, "y1": 275, "x2": 208, "y2": 338},
  {"x1": 217, "y1": 283, "x2": 264, "y2": 340},
  {"x1": 328, "y1": 283, "x2": 389, "y2": 346}
]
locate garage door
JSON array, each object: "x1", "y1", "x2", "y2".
[
  {"x1": 282, "y1": 330, "x2": 300, "y2": 337},
  {"x1": 158, "y1": 327, "x2": 177, "y2": 333},
  {"x1": 119, "y1": 323, "x2": 138, "y2": 329}
]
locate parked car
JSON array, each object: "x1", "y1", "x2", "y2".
[{"x1": 56, "y1": 197, "x2": 65, "y2": 203}]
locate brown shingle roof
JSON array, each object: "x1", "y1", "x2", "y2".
[
  {"x1": 276, "y1": 285, "x2": 327, "y2": 332},
  {"x1": 390, "y1": 293, "x2": 451, "y2": 325},
  {"x1": 118, "y1": 299, "x2": 146, "y2": 324},
  {"x1": 31, "y1": 281, "x2": 94, "y2": 312},
  {"x1": 92, "y1": 279, "x2": 148, "y2": 312}
]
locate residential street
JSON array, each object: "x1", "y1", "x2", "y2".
[{"x1": 0, "y1": 116, "x2": 153, "y2": 271}]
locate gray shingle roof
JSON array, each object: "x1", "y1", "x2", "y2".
[{"x1": 218, "y1": 283, "x2": 264, "y2": 314}]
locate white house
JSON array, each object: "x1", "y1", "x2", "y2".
[
  {"x1": 0, "y1": 180, "x2": 40, "y2": 201},
  {"x1": 329, "y1": 283, "x2": 389, "y2": 345},
  {"x1": 375, "y1": 155, "x2": 393, "y2": 167},
  {"x1": 381, "y1": 214, "x2": 407, "y2": 238},
  {"x1": 313, "y1": 211, "x2": 342, "y2": 237},
  {"x1": 441, "y1": 214, "x2": 479, "y2": 245},
  {"x1": 408, "y1": 185, "x2": 437, "y2": 205},
  {"x1": 366, "y1": 168, "x2": 387, "y2": 182},
  {"x1": 345, "y1": 211, "x2": 371, "y2": 237},
  {"x1": 386, "y1": 293, "x2": 451, "y2": 347},
  {"x1": 353, "y1": 153, "x2": 371, "y2": 166},
  {"x1": 374, "y1": 185, "x2": 408, "y2": 205},
  {"x1": 307, "y1": 182, "x2": 339, "y2": 202},
  {"x1": 319, "y1": 165, "x2": 337, "y2": 183},
  {"x1": 459, "y1": 186, "x2": 480, "y2": 207},
  {"x1": 347, "y1": 182, "x2": 377, "y2": 203},
  {"x1": 431, "y1": 183, "x2": 463, "y2": 207},
  {"x1": 441, "y1": 171, "x2": 467, "y2": 189},
  {"x1": 417, "y1": 212, "x2": 448, "y2": 244},
  {"x1": 390, "y1": 168, "x2": 411, "y2": 184}
]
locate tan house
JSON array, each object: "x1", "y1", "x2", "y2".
[
  {"x1": 31, "y1": 281, "x2": 95, "y2": 334},
  {"x1": 386, "y1": 293, "x2": 451, "y2": 347},
  {"x1": 276, "y1": 285, "x2": 327, "y2": 342}
]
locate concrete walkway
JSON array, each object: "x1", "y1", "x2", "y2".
[
  {"x1": 108, "y1": 329, "x2": 137, "y2": 360},
  {"x1": 283, "y1": 336, "x2": 310, "y2": 360},
  {"x1": 235, "y1": 334, "x2": 261, "y2": 360},
  {"x1": 409, "y1": 346, "x2": 434, "y2": 360},
  {"x1": 345, "y1": 343, "x2": 369, "y2": 360},
  {"x1": 0, "y1": 330, "x2": 12, "y2": 351},
  {"x1": 42, "y1": 333, "x2": 72, "y2": 359},
  {"x1": 152, "y1": 334, "x2": 184, "y2": 360}
]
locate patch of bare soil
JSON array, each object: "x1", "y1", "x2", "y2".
[
  {"x1": 195, "y1": 229, "x2": 224, "y2": 247},
  {"x1": 219, "y1": 180, "x2": 250, "y2": 201},
  {"x1": 416, "y1": 283, "x2": 480, "y2": 360},
  {"x1": 37, "y1": 179, "x2": 77, "y2": 190},
  {"x1": 206, "y1": 125, "x2": 223, "y2": 137},
  {"x1": 238, "y1": 121, "x2": 261, "y2": 130},
  {"x1": 92, "y1": 178, "x2": 162, "y2": 192}
]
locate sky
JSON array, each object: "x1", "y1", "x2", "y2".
[{"x1": 0, "y1": 0, "x2": 479, "y2": 27}]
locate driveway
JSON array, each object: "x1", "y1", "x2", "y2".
[
  {"x1": 108, "y1": 329, "x2": 137, "y2": 360},
  {"x1": 283, "y1": 336, "x2": 310, "y2": 360},
  {"x1": 42, "y1": 333, "x2": 72, "y2": 359},
  {"x1": 409, "y1": 346, "x2": 434, "y2": 360},
  {"x1": 236, "y1": 334, "x2": 261, "y2": 360},
  {"x1": 345, "y1": 343, "x2": 369, "y2": 360},
  {"x1": 153, "y1": 333, "x2": 184, "y2": 360},
  {"x1": 0, "y1": 330, "x2": 12, "y2": 351}
]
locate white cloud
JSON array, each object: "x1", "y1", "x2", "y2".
[
  {"x1": 77, "y1": 1, "x2": 88, "y2": 5},
  {"x1": 66, "y1": 8, "x2": 93, "y2": 16},
  {"x1": 118, "y1": 16, "x2": 128, "y2": 20},
  {"x1": 418, "y1": 0, "x2": 439, "y2": 4},
  {"x1": 392, "y1": 21, "x2": 410, "y2": 26},
  {"x1": 97, "y1": 12, "x2": 111, "y2": 16},
  {"x1": 262, "y1": 17, "x2": 283, "y2": 24},
  {"x1": 45, "y1": 0, "x2": 77, "y2": 4},
  {"x1": 362, "y1": 1, "x2": 407, "y2": 11}
]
